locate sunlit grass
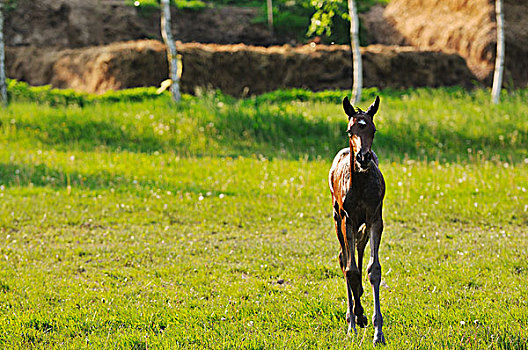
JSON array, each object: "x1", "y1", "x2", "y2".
[
  {"x1": 0, "y1": 88, "x2": 527, "y2": 348},
  {"x1": 0, "y1": 152, "x2": 526, "y2": 348}
]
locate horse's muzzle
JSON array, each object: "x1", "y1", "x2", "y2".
[{"x1": 356, "y1": 151, "x2": 372, "y2": 171}]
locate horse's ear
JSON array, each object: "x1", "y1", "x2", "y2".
[
  {"x1": 343, "y1": 96, "x2": 356, "y2": 120},
  {"x1": 366, "y1": 96, "x2": 380, "y2": 118}
]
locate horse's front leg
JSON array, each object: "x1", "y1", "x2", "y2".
[
  {"x1": 367, "y1": 217, "x2": 385, "y2": 345},
  {"x1": 335, "y1": 211, "x2": 357, "y2": 334},
  {"x1": 345, "y1": 219, "x2": 368, "y2": 332},
  {"x1": 339, "y1": 251, "x2": 356, "y2": 334}
]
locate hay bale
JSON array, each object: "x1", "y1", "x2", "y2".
[
  {"x1": 178, "y1": 42, "x2": 476, "y2": 95},
  {"x1": 363, "y1": 0, "x2": 528, "y2": 87},
  {"x1": 6, "y1": 40, "x2": 477, "y2": 96},
  {"x1": 7, "y1": 40, "x2": 168, "y2": 94}
]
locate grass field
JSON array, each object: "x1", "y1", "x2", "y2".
[{"x1": 0, "y1": 88, "x2": 527, "y2": 348}]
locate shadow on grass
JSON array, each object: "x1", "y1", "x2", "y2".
[
  {"x1": 0, "y1": 162, "x2": 233, "y2": 196},
  {"x1": 375, "y1": 127, "x2": 528, "y2": 162},
  {"x1": 14, "y1": 118, "x2": 166, "y2": 154},
  {"x1": 6, "y1": 99, "x2": 527, "y2": 162},
  {"x1": 213, "y1": 105, "x2": 528, "y2": 162},
  {"x1": 8, "y1": 103, "x2": 349, "y2": 159},
  {"x1": 210, "y1": 106, "x2": 348, "y2": 160}
]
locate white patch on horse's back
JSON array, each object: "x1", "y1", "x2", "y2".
[{"x1": 329, "y1": 148, "x2": 350, "y2": 195}]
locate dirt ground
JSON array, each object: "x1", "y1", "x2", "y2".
[{"x1": 4, "y1": 0, "x2": 286, "y2": 48}]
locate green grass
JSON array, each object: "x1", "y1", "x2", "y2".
[
  {"x1": 3, "y1": 87, "x2": 528, "y2": 162},
  {"x1": 0, "y1": 88, "x2": 527, "y2": 348}
]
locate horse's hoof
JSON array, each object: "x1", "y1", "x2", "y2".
[
  {"x1": 373, "y1": 331, "x2": 386, "y2": 346},
  {"x1": 347, "y1": 324, "x2": 357, "y2": 335},
  {"x1": 346, "y1": 312, "x2": 357, "y2": 335},
  {"x1": 356, "y1": 314, "x2": 368, "y2": 328}
]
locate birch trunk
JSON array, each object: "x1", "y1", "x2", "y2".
[
  {"x1": 348, "y1": 0, "x2": 362, "y2": 104},
  {"x1": 491, "y1": 0, "x2": 504, "y2": 104},
  {"x1": 0, "y1": 2, "x2": 7, "y2": 106},
  {"x1": 161, "y1": 0, "x2": 181, "y2": 102},
  {"x1": 267, "y1": 0, "x2": 273, "y2": 34}
]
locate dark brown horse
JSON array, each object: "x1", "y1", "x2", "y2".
[{"x1": 328, "y1": 96, "x2": 386, "y2": 345}]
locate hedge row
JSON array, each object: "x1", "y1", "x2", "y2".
[
  {"x1": 6, "y1": 79, "x2": 174, "y2": 106},
  {"x1": 6, "y1": 79, "x2": 373, "y2": 106},
  {"x1": 6, "y1": 79, "x2": 481, "y2": 107}
]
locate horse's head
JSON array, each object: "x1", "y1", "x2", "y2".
[{"x1": 342, "y1": 96, "x2": 380, "y2": 173}]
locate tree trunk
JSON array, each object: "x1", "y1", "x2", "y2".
[
  {"x1": 0, "y1": 2, "x2": 7, "y2": 106},
  {"x1": 267, "y1": 0, "x2": 273, "y2": 34},
  {"x1": 491, "y1": 0, "x2": 504, "y2": 104},
  {"x1": 161, "y1": 0, "x2": 181, "y2": 102},
  {"x1": 348, "y1": 0, "x2": 362, "y2": 104}
]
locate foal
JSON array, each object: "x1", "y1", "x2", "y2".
[{"x1": 328, "y1": 96, "x2": 386, "y2": 345}]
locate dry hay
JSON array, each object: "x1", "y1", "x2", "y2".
[
  {"x1": 6, "y1": 40, "x2": 477, "y2": 96},
  {"x1": 363, "y1": 0, "x2": 528, "y2": 87},
  {"x1": 180, "y1": 42, "x2": 477, "y2": 95},
  {"x1": 6, "y1": 40, "x2": 168, "y2": 93}
]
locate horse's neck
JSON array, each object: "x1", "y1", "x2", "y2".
[
  {"x1": 350, "y1": 156, "x2": 377, "y2": 189},
  {"x1": 349, "y1": 150, "x2": 367, "y2": 182},
  {"x1": 351, "y1": 168, "x2": 371, "y2": 185}
]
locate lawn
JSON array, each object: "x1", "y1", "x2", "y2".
[{"x1": 0, "y1": 88, "x2": 527, "y2": 348}]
